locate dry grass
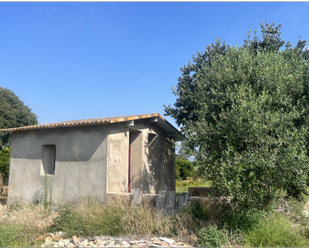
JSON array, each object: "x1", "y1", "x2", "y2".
[
  {"x1": 51, "y1": 197, "x2": 223, "y2": 244},
  {"x1": 0, "y1": 201, "x2": 53, "y2": 246},
  {"x1": 285, "y1": 197, "x2": 309, "y2": 240}
]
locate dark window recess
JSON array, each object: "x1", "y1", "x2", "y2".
[{"x1": 42, "y1": 145, "x2": 56, "y2": 175}]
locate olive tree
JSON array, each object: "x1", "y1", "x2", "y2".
[{"x1": 165, "y1": 22, "x2": 309, "y2": 210}]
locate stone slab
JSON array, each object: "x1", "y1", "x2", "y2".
[
  {"x1": 155, "y1": 190, "x2": 167, "y2": 217},
  {"x1": 131, "y1": 189, "x2": 143, "y2": 206},
  {"x1": 165, "y1": 191, "x2": 175, "y2": 215},
  {"x1": 175, "y1": 195, "x2": 184, "y2": 209}
]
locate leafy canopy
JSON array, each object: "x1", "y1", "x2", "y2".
[
  {"x1": 0, "y1": 87, "x2": 38, "y2": 148},
  {"x1": 175, "y1": 157, "x2": 194, "y2": 180},
  {"x1": 165, "y1": 22, "x2": 309, "y2": 210}
]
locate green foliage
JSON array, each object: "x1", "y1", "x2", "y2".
[
  {"x1": 175, "y1": 180, "x2": 209, "y2": 195},
  {"x1": 244, "y1": 213, "x2": 309, "y2": 247},
  {"x1": 195, "y1": 226, "x2": 229, "y2": 247},
  {"x1": 0, "y1": 147, "x2": 10, "y2": 185},
  {"x1": 175, "y1": 158, "x2": 194, "y2": 180},
  {"x1": 50, "y1": 204, "x2": 74, "y2": 232},
  {"x1": 165, "y1": 22, "x2": 309, "y2": 210},
  {"x1": 0, "y1": 222, "x2": 23, "y2": 247},
  {"x1": 190, "y1": 201, "x2": 209, "y2": 221},
  {"x1": 222, "y1": 208, "x2": 268, "y2": 232},
  {"x1": 175, "y1": 180, "x2": 206, "y2": 188},
  {"x1": 0, "y1": 87, "x2": 38, "y2": 147}
]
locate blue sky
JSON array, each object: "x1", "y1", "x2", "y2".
[{"x1": 0, "y1": 2, "x2": 308, "y2": 129}]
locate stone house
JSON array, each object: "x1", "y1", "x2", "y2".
[{"x1": 0, "y1": 113, "x2": 184, "y2": 205}]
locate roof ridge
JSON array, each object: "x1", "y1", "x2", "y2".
[{"x1": 0, "y1": 113, "x2": 160, "y2": 133}]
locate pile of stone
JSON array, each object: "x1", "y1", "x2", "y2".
[{"x1": 40, "y1": 232, "x2": 193, "y2": 248}]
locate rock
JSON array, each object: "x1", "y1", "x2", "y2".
[
  {"x1": 274, "y1": 208, "x2": 285, "y2": 213},
  {"x1": 96, "y1": 239, "x2": 103, "y2": 244},
  {"x1": 72, "y1": 236, "x2": 80, "y2": 245},
  {"x1": 165, "y1": 191, "x2": 176, "y2": 215},
  {"x1": 45, "y1": 237, "x2": 53, "y2": 246},
  {"x1": 53, "y1": 235, "x2": 63, "y2": 241},
  {"x1": 40, "y1": 233, "x2": 193, "y2": 248},
  {"x1": 58, "y1": 240, "x2": 64, "y2": 247},
  {"x1": 99, "y1": 240, "x2": 109, "y2": 246},
  {"x1": 115, "y1": 239, "x2": 122, "y2": 245},
  {"x1": 82, "y1": 240, "x2": 89, "y2": 247},
  {"x1": 122, "y1": 241, "x2": 130, "y2": 247},
  {"x1": 129, "y1": 240, "x2": 141, "y2": 244},
  {"x1": 132, "y1": 189, "x2": 143, "y2": 206},
  {"x1": 155, "y1": 190, "x2": 167, "y2": 217},
  {"x1": 57, "y1": 231, "x2": 65, "y2": 237},
  {"x1": 160, "y1": 242, "x2": 170, "y2": 246},
  {"x1": 175, "y1": 195, "x2": 184, "y2": 209},
  {"x1": 160, "y1": 237, "x2": 175, "y2": 244},
  {"x1": 64, "y1": 239, "x2": 70, "y2": 246}
]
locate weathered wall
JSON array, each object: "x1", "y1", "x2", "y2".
[
  {"x1": 106, "y1": 119, "x2": 175, "y2": 195},
  {"x1": 8, "y1": 125, "x2": 108, "y2": 205},
  {"x1": 8, "y1": 118, "x2": 176, "y2": 204},
  {"x1": 107, "y1": 123, "x2": 129, "y2": 193},
  {"x1": 143, "y1": 122, "x2": 175, "y2": 194},
  {"x1": 130, "y1": 131, "x2": 143, "y2": 190}
]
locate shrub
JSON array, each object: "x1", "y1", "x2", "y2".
[
  {"x1": 222, "y1": 208, "x2": 268, "y2": 232},
  {"x1": 0, "y1": 147, "x2": 10, "y2": 185},
  {"x1": 175, "y1": 158, "x2": 194, "y2": 180},
  {"x1": 245, "y1": 213, "x2": 309, "y2": 247},
  {"x1": 166, "y1": 22, "x2": 309, "y2": 210},
  {"x1": 50, "y1": 204, "x2": 74, "y2": 232},
  {"x1": 195, "y1": 225, "x2": 229, "y2": 247}
]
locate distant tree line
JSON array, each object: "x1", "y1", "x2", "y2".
[{"x1": 0, "y1": 87, "x2": 38, "y2": 184}]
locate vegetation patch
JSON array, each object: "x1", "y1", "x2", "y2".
[{"x1": 244, "y1": 213, "x2": 309, "y2": 247}]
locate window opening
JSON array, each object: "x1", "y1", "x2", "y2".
[{"x1": 42, "y1": 145, "x2": 56, "y2": 175}]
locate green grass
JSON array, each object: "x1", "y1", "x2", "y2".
[
  {"x1": 0, "y1": 222, "x2": 23, "y2": 247},
  {"x1": 244, "y1": 212, "x2": 309, "y2": 247},
  {"x1": 176, "y1": 180, "x2": 210, "y2": 195}
]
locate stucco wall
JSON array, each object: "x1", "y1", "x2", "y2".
[
  {"x1": 8, "y1": 118, "x2": 176, "y2": 204},
  {"x1": 107, "y1": 123, "x2": 129, "y2": 193},
  {"x1": 144, "y1": 122, "x2": 175, "y2": 194},
  {"x1": 8, "y1": 125, "x2": 108, "y2": 205},
  {"x1": 106, "y1": 119, "x2": 175, "y2": 195}
]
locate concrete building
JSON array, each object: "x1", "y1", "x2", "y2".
[{"x1": 0, "y1": 113, "x2": 184, "y2": 205}]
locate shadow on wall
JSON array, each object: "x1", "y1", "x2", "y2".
[
  {"x1": 143, "y1": 125, "x2": 175, "y2": 194},
  {"x1": 10, "y1": 125, "x2": 108, "y2": 162}
]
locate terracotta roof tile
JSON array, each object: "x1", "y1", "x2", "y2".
[
  {"x1": 0, "y1": 113, "x2": 160, "y2": 132},
  {"x1": 0, "y1": 113, "x2": 184, "y2": 141}
]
